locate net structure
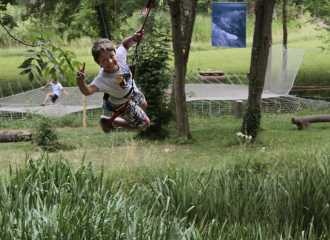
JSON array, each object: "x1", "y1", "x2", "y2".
[
  {"x1": 0, "y1": 86, "x2": 106, "y2": 120},
  {"x1": 0, "y1": 46, "x2": 329, "y2": 121},
  {"x1": 264, "y1": 45, "x2": 305, "y2": 95}
]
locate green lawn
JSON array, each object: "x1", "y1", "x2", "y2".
[
  {"x1": 0, "y1": 38, "x2": 328, "y2": 87},
  {"x1": 1, "y1": 111, "x2": 329, "y2": 173}
]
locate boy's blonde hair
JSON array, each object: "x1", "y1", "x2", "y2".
[{"x1": 91, "y1": 39, "x2": 115, "y2": 63}]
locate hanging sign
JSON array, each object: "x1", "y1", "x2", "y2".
[{"x1": 212, "y1": 2, "x2": 246, "y2": 48}]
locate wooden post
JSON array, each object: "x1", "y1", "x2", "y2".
[
  {"x1": 236, "y1": 100, "x2": 244, "y2": 119},
  {"x1": 83, "y1": 94, "x2": 87, "y2": 128}
]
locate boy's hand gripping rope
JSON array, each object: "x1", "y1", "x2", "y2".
[
  {"x1": 130, "y1": 0, "x2": 156, "y2": 79},
  {"x1": 106, "y1": 0, "x2": 155, "y2": 128}
]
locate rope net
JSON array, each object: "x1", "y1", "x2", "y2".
[
  {"x1": 0, "y1": 86, "x2": 104, "y2": 118},
  {"x1": 0, "y1": 46, "x2": 329, "y2": 121},
  {"x1": 264, "y1": 45, "x2": 305, "y2": 95}
]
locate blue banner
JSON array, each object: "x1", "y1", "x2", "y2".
[{"x1": 212, "y1": 2, "x2": 246, "y2": 48}]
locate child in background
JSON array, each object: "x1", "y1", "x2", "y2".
[{"x1": 40, "y1": 78, "x2": 69, "y2": 106}]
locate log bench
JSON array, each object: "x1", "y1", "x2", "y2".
[
  {"x1": 292, "y1": 115, "x2": 330, "y2": 130},
  {"x1": 0, "y1": 130, "x2": 33, "y2": 142},
  {"x1": 197, "y1": 71, "x2": 226, "y2": 83}
]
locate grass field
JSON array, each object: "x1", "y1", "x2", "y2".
[
  {"x1": 1, "y1": 11, "x2": 330, "y2": 238},
  {"x1": 1, "y1": 110, "x2": 329, "y2": 172},
  {"x1": 1, "y1": 112, "x2": 330, "y2": 238}
]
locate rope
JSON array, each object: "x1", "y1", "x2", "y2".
[
  {"x1": 8, "y1": 82, "x2": 13, "y2": 96},
  {"x1": 131, "y1": 0, "x2": 156, "y2": 77},
  {"x1": 18, "y1": 81, "x2": 23, "y2": 93},
  {"x1": 99, "y1": 4, "x2": 109, "y2": 39}
]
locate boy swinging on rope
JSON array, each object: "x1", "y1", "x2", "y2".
[{"x1": 76, "y1": 29, "x2": 150, "y2": 133}]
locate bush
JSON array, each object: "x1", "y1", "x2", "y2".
[
  {"x1": 34, "y1": 116, "x2": 59, "y2": 152},
  {"x1": 135, "y1": 12, "x2": 173, "y2": 139}
]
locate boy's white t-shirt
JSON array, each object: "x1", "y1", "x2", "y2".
[
  {"x1": 50, "y1": 82, "x2": 63, "y2": 96},
  {"x1": 90, "y1": 46, "x2": 137, "y2": 105}
]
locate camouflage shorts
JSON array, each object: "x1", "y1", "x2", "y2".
[{"x1": 102, "y1": 91, "x2": 147, "y2": 129}]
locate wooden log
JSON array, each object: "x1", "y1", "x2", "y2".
[
  {"x1": 236, "y1": 100, "x2": 244, "y2": 119},
  {"x1": 292, "y1": 115, "x2": 330, "y2": 124},
  {"x1": 199, "y1": 71, "x2": 224, "y2": 76},
  {"x1": 292, "y1": 114, "x2": 330, "y2": 130},
  {"x1": 0, "y1": 130, "x2": 33, "y2": 142}
]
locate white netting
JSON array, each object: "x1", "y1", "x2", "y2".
[
  {"x1": 0, "y1": 46, "x2": 329, "y2": 121},
  {"x1": 0, "y1": 87, "x2": 104, "y2": 117},
  {"x1": 264, "y1": 46, "x2": 305, "y2": 95},
  {"x1": 185, "y1": 97, "x2": 330, "y2": 118}
]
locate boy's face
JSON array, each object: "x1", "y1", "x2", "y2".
[{"x1": 96, "y1": 50, "x2": 119, "y2": 73}]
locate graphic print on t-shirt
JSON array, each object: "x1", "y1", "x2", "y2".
[{"x1": 115, "y1": 65, "x2": 131, "y2": 90}]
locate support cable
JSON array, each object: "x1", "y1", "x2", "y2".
[{"x1": 8, "y1": 82, "x2": 14, "y2": 96}]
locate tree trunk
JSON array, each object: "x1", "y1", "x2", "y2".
[
  {"x1": 170, "y1": 0, "x2": 198, "y2": 126},
  {"x1": 169, "y1": 1, "x2": 194, "y2": 139},
  {"x1": 181, "y1": 0, "x2": 198, "y2": 72},
  {"x1": 241, "y1": 0, "x2": 276, "y2": 138},
  {"x1": 281, "y1": 0, "x2": 288, "y2": 84}
]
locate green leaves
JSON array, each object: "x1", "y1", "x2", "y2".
[
  {"x1": 135, "y1": 13, "x2": 173, "y2": 139},
  {"x1": 18, "y1": 58, "x2": 35, "y2": 68},
  {"x1": 18, "y1": 29, "x2": 83, "y2": 85}
]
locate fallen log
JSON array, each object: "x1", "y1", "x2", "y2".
[
  {"x1": 292, "y1": 114, "x2": 330, "y2": 130},
  {"x1": 0, "y1": 130, "x2": 33, "y2": 142}
]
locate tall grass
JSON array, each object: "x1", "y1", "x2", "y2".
[{"x1": 1, "y1": 152, "x2": 330, "y2": 238}]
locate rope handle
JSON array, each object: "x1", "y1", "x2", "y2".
[{"x1": 141, "y1": 7, "x2": 148, "y2": 15}]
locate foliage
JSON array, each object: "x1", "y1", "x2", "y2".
[
  {"x1": 296, "y1": 0, "x2": 330, "y2": 17},
  {"x1": 2, "y1": 151, "x2": 330, "y2": 238},
  {"x1": 0, "y1": 0, "x2": 17, "y2": 28},
  {"x1": 24, "y1": 0, "x2": 140, "y2": 42},
  {"x1": 135, "y1": 12, "x2": 173, "y2": 139},
  {"x1": 33, "y1": 116, "x2": 59, "y2": 152},
  {"x1": 18, "y1": 27, "x2": 82, "y2": 85},
  {"x1": 311, "y1": 0, "x2": 330, "y2": 51}
]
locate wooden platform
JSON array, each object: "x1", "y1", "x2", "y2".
[{"x1": 197, "y1": 71, "x2": 226, "y2": 83}]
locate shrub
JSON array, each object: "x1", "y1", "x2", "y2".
[{"x1": 34, "y1": 116, "x2": 59, "y2": 152}]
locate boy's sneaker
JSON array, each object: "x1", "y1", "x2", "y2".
[
  {"x1": 40, "y1": 104, "x2": 45, "y2": 106},
  {"x1": 100, "y1": 115, "x2": 116, "y2": 133}
]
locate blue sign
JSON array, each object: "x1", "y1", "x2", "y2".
[{"x1": 212, "y1": 2, "x2": 246, "y2": 48}]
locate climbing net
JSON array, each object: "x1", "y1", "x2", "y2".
[{"x1": 0, "y1": 46, "x2": 329, "y2": 121}]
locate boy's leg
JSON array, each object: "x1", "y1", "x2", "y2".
[
  {"x1": 113, "y1": 116, "x2": 150, "y2": 130},
  {"x1": 50, "y1": 94, "x2": 59, "y2": 105},
  {"x1": 102, "y1": 100, "x2": 150, "y2": 131},
  {"x1": 101, "y1": 90, "x2": 149, "y2": 131},
  {"x1": 115, "y1": 91, "x2": 149, "y2": 130},
  {"x1": 41, "y1": 93, "x2": 54, "y2": 105},
  {"x1": 139, "y1": 100, "x2": 147, "y2": 111}
]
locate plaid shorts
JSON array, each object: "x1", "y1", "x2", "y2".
[{"x1": 102, "y1": 91, "x2": 147, "y2": 129}]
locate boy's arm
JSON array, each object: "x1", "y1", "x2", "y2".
[
  {"x1": 76, "y1": 62, "x2": 99, "y2": 96},
  {"x1": 62, "y1": 89, "x2": 69, "y2": 95},
  {"x1": 41, "y1": 83, "x2": 50, "y2": 90},
  {"x1": 120, "y1": 29, "x2": 144, "y2": 51}
]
